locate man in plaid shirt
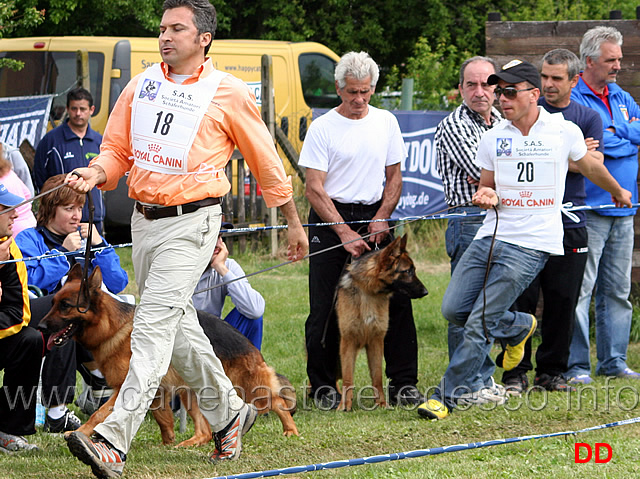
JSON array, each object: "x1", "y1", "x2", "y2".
[{"x1": 435, "y1": 56, "x2": 504, "y2": 404}]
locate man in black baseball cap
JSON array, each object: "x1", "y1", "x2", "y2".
[
  {"x1": 417, "y1": 56, "x2": 633, "y2": 421},
  {"x1": 488, "y1": 59, "x2": 541, "y2": 90}
]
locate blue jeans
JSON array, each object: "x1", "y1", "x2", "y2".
[
  {"x1": 224, "y1": 307, "x2": 263, "y2": 351},
  {"x1": 436, "y1": 237, "x2": 548, "y2": 409},
  {"x1": 568, "y1": 212, "x2": 634, "y2": 378},
  {"x1": 445, "y1": 207, "x2": 494, "y2": 392}
]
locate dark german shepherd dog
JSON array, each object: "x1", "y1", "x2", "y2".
[
  {"x1": 38, "y1": 264, "x2": 299, "y2": 447},
  {"x1": 336, "y1": 234, "x2": 428, "y2": 412}
]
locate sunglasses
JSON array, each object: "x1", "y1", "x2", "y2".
[{"x1": 494, "y1": 86, "x2": 535, "y2": 99}]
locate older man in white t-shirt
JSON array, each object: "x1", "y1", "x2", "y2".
[{"x1": 299, "y1": 51, "x2": 423, "y2": 410}]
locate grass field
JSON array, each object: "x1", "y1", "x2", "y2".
[{"x1": 4, "y1": 221, "x2": 640, "y2": 478}]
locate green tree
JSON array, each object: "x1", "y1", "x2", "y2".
[
  {"x1": 4, "y1": 0, "x2": 638, "y2": 109},
  {"x1": 0, "y1": 1, "x2": 44, "y2": 70},
  {"x1": 10, "y1": 0, "x2": 161, "y2": 36}
]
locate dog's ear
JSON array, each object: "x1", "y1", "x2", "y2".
[
  {"x1": 380, "y1": 235, "x2": 402, "y2": 265},
  {"x1": 68, "y1": 263, "x2": 84, "y2": 281},
  {"x1": 89, "y1": 266, "x2": 103, "y2": 290},
  {"x1": 387, "y1": 235, "x2": 404, "y2": 256},
  {"x1": 399, "y1": 234, "x2": 408, "y2": 251}
]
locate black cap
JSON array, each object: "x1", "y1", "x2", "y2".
[
  {"x1": 488, "y1": 60, "x2": 541, "y2": 90},
  {"x1": 221, "y1": 222, "x2": 234, "y2": 230}
]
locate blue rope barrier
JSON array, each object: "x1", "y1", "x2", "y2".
[
  {"x1": 219, "y1": 202, "x2": 640, "y2": 235},
  {"x1": 206, "y1": 416, "x2": 640, "y2": 479},
  {"x1": 2, "y1": 202, "x2": 636, "y2": 266},
  {"x1": 0, "y1": 243, "x2": 132, "y2": 266}
]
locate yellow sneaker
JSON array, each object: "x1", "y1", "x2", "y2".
[
  {"x1": 503, "y1": 314, "x2": 537, "y2": 371},
  {"x1": 417, "y1": 399, "x2": 449, "y2": 420}
]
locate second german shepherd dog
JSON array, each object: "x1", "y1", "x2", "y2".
[
  {"x1": 336, "y1": 234, "x2": 428, "y2": 412},
  {"x1": 38, "y1": 264, "x2": 299, "y2": 447}
]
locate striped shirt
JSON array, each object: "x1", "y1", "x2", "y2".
[{"x1": 435, "y1": 103, "x2": 502, "y2": 206}]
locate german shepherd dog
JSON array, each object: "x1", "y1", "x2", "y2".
[
  {"x1": 336, "y1": 234, "x2": 428, "y2": 412},
  {"x1": 38, "y1": 264, "x2": 299, "y2": 447}
]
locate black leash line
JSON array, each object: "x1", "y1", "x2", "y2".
[
  {"x1": 76, "y1": 190, "x2": 95, "y2": 313},
  {"x1": 0, "y1": 182, "x2": 68, "y2": 215},
  {"x1": 192, "y1": 204, "x2": 471, "y2": 296}
]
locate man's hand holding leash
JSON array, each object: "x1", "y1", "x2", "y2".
[
  {"x1": 65, "y1": 166, "x2": 107, "y2": 193},
  {"x1": 472, "y1": 186, "x2": 499, "y2": 209},
  {"x1": 611, "y1": 189, "x2": 633, "y2": 208},
  {"x1": 67, "y1": 167, "x2": 309, "y2": 262}
]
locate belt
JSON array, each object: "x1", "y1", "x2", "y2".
[{"x1": 135, "y1": 197, "x2": 220, "y2": 220}]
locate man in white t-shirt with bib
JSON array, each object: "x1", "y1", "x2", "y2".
[
  {"x1": 300, "y1": 51, "x2": 423, "y2": 410},
  {"x1": 418, "y1": 59, "x2": 631, "y2": 421}
]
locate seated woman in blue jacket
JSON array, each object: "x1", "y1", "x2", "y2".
[
  {"x1": 16, "y1": 174, "x2": 127, "y2": 296},
  {"x1": 15, "y1": 174, "x2": 128, "y2": 434}
]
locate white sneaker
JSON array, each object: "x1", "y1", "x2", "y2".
[{"x1": 458, "y1": 378, "x2": 507, "y2": 405}]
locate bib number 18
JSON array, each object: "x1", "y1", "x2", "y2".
[{"x1": 153, "y1": 111, "x2": 174, "y2": 136}]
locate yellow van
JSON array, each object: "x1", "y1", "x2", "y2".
[
  {"x1": 0, "y1": 36, "x2": 340, "y2": 149},
  {"x1": 0, "y1": 36, "x2": 340, "y2": 233}
]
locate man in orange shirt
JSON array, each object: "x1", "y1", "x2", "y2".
[{"x1": 65, "y1": 0, "x2": 307, "y2": 477}]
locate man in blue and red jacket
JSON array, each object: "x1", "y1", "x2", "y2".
[
  {"x1": 34, "y1": 87, "x2": 105, "y2": 233},
  {"x1": 568, "y1": 26, "x2": 640, "y2": 383}
]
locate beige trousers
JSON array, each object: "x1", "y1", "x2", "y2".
[{"x1": 95, "y1": 204, "x2": 244, "y2": 453}]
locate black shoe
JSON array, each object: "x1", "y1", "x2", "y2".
[
  {"x1": 311, "y1": 389, "x2": 341, "y2": 410},
  {"x1": 534, "y1": 373, "x2": 576, "y2": 392},
  {"x1": 389, "y1": 385, "x2": 425, "y2": 406},
  {"x1": 44, "y1": 409, "x2": 82, "y2": 433},
  {"x1": 503, "y1": 372, "x2": 529, "y2": 397}
]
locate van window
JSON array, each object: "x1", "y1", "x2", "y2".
[
  {"x1": 0, "y1": 51, "x2": 104, "y2": 121},
  {"x1": 299, "y1": 53, "x2": 340, "y2": 109}
]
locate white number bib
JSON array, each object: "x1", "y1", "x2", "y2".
[
  {"x1": 131, "y1": 64, "x2": 227, "y2": 175},
  {"x1": 494, "y1": 135, "x2": 561, "y2": 214}
]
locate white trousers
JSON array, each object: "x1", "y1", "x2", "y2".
[{"x1": 95, "y1": 204, "x2": 244, "y2": 453}]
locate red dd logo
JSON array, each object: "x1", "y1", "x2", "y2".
[{"x1": 574, "y1": 443, "x2": 613, "y2": 463}]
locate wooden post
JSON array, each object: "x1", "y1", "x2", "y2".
[
  {"x1": 76, "y1": 49, "x2": 90, "y2": 89},
  {"x1": 261, "y1": 54, "x2": 278, "y2": 257},
  {"x1": 223, "y1": 162, "x2": 234, "y2": 255},
  {"x1": 237, "y1": 158, "x2": 246, "y2": 253},
  {"x1": 400, "y1": 78, "x2": 414, "y2": 111},
  {"x1": 249, "y1": 174, "x2": 258, "y2": 251}
]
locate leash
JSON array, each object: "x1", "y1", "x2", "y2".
[
  {"x1": 76, "y1": 189, "x2": 95, "y2": 313},
  {"x1": 192, "y1": 206, "x2": 458, "y2": 297},
  {"x1": 480, "y1": 205, "x2": 499, "y2": 344},
  {"x1": 205, "y1": 416, "x2": 640, "y2": 479},
  {"x1": 0, "y1": 182, "x2": 68, "y2": 215}
]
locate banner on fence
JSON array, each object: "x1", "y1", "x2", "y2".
[
  {"x1": 0, "y1": 95, "x2": 54, "y2": 149},
  {"x1": 312, "y1": 108, "x2": 448, "y2": 219},
  {"x1": 393, "y1": 110, "x2": 448, "y2": 219}
]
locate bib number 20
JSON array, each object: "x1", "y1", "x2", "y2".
[{"x1": 517, "y1": 161, "x2": 534, "y2": 182}]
